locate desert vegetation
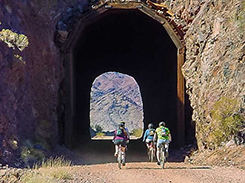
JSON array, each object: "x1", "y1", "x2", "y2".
[
  {"x1": 0, "y1": 29, "x2": 29, "y2": 51},
  {"x1": 200, "y1": 97, "x2": 243, "y2": 149},
  {"x1": 1, "y1": 156, "x2": 72, "y2": 183},
  {"x1": 131, "y1": 128, "x2": 143, "y2": 138}
]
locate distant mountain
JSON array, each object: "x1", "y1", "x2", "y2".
[{"x1": 90, "y1": 72, "x2": 144, "y2": 134}]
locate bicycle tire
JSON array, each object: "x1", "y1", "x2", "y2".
[
  {"x1": 118, "y1": 146, "x2": 122, "y2": 169},
  {"x1": 150, "y1": 149, "x2": 154, "y2": 162},
  {"x1": 160, "y1": 148, "x2": 165, "y2": 169},
  {"x1": 148, "y1": 149, "x2": 151, "y2": 161}
]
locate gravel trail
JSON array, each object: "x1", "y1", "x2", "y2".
[
  {"x1": 68, "y1": 162, "x2": 245, "y2": 183},
  {"x1": 68, "y1": 142, "x2": 245, "y2": 183}
]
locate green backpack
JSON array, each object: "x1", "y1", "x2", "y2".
[{"x1": 116, "y1": 128, "x2": 124, "y2": 137}]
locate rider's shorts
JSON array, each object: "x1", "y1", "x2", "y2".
[
  {"x1": 145, "y1": 138, "x2": 153, "y2": 143},
  {"x1": 157, "y1": 139, "x2": 169, "y2": 148},
  {"x1": 114, "y1": 139, "x2": 127, "y2": 147}
]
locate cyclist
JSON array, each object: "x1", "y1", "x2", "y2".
[
  {"x1": 112, "y1": 121, "x2": 130, "y2": 165},
  {"x1": 121, "y1": 121, "x2": 130, "y2": 138},
  {"x1": 143, "y1": 123, "x2": 155, "y2": 149},
  {"x1": 154, "y1": 121, "x2": 172, "y2": 165}
]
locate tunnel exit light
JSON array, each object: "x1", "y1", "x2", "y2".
[{"x1": 90, "y1": 71, "x2": 144, "y2": 140}]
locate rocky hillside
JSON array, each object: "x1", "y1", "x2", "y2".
[
  {"x1": 0, "y1": 0, "x2": 89, "y2": 165},
  {"x1": 90, "y1": 72, "x2": 144, "y2": 135},
  {"x1": 165, "y1": 0, "x2": 245, "y2": 150}
]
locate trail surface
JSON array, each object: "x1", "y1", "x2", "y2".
[
  {"x1": 68, "y1": 142, "x2": 245, "y2": 183},
  {"x1": 68, "y1": 162, "x2": 245, "y2": 183}
]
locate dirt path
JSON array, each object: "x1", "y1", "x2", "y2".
[
  {"x1": 68, "y1": 162, "x2": 245, "y2": 183},
  {"x1": 68, "y1": 142, "x2": 245, "y2": 183},
  {"x1": 1, "y1": 142, "x2": 244, "y2": 183}
]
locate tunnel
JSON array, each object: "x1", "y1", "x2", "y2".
[{"x1": 58, "y1": 6, "x2": 194, "y2": 150}]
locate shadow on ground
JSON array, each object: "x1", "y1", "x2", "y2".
[{"x1": 72, "y1": 140, "x2": 190, "y2": 165}]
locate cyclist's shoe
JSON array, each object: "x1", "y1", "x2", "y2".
[
  {"x1": 157, "y1": 161, "x2": 160, "y2": 165},
  {"x1": 114, "y1": 153, "x2": 118, "y2": 157}
]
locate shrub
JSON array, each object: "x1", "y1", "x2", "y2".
[
  {"x1": 20, "y1": 146, "x2": 45, "y2": 164},
  {"x1": 206, "y1": 97, "x2": 243, "y2": 148},
  {"x1": 131, "y1": 128, "x2": 143, "y2": 138},
  {"x1": 96, "y1": 132, "x2": 105, "y2": 137},
  {"x1": 0, "y1": 29, "x2": 29, "y2": 51}
]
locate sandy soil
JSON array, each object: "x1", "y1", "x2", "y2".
[
  {"x1": 67, "y1": 162, "x2": 245, "y2": 183},
  {"x1": 1, "y1": 142, "x2": 244, "y2": 183},
  {"x1": 67, "y1": 142, "x2": 245, "y2": 183}
]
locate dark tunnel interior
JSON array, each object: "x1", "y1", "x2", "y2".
[{"x1": 70, "y1": 9, "x2": 193, "y2": 149}]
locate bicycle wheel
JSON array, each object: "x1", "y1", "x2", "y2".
[
  {"x1": 147, "y1": 148, "x2": 151, "y2": 161},
  {"x1": 118, "y1": 146, "x2": 122, "y2": 169},
  {"x1": 160, "y1": 148, "x2": 165, "y2": 169},
  {"x1": 150, "y1": 148, "x2": 154, "y2": 162}
]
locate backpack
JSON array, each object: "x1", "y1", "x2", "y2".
[
  {"x1": 149, "y1": 129, "x2": 155, "y2": 136},
  {"x1": 116, "y1": 128, "x2": 124, "y2": 137},
  {"x1": 160, "y1": 127, "x2": 167, "y2": 137}
]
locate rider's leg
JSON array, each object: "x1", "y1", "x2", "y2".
[
  {"x1": 164, "y1": 140, "x2": 170, "y2": 157},
  {"x1": 121, "y1": 149, "x2": 125, "y2": 164},
  {"x1": 145, "y1": 139, "x2": 150, "y2": 149},
  {"x1": 156, "y1": 146, "x2": 161, "y2": 163},
  {"x1": 121, "y1": 146, "x2": 126, "y2": 152},
  {"x1": 121, "y1": 141, "x2": 127, "y2": 165},
  {"x1": 156, "y1": 139, "x2": 162, "y2": 164},
  {"x1": 114, "y1": 144, "x2": 119, "y2": 157}
]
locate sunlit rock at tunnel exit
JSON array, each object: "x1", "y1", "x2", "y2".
[{"x1": 90, "y1": 72, "x2": 144, "y2": 140}]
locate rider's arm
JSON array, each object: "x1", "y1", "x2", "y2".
[
  {"x1": 143, "y1": 130, "x2": 148, "y2": 142},
  {"x1": 112, "y1": 130, "x2": 116, "y2": 140},
  {"x1": 168, "y1": 133, "x2": 172, "y2": 142},
  {"x1": 125, "y1": 127, "x2": 130, "y2": 140},
  {"x1": 153, "y1": 131, "x2": 157, "y2": 142}
]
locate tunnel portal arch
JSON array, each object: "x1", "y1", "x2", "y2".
[{"x1": 59, "y1": 2, "x2": 186, "y2": 148}]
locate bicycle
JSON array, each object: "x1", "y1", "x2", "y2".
[
  {"x1": 159, "y1": 143, "x2": 167, "y2": 169},
  {"x1": 117, "y1": 144, "x2": 126, "y2": 169},
  {"x1": 147, "y1": 141, "x2": 155, "y2": 162}
]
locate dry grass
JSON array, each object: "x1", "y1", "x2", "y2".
[
  {"x1": 34, "y1": 156, "x2": 72, "y2": 168},
  {"x1": 19, "y1": 156, "x2": 73, "y2": 183},
  {"x1": 188, "y1": 145, "x2": 245, "y2": 169}
]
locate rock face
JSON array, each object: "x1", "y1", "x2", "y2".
[
  {"x1": 167, "y1": 0, "x2": 245, "y2": 149},
  {"x1": 90, "y1": 72, "x2": 144, "y2": 135},
  {"x1": 0, "y1": 0, "x2": 89, "y2": 165}
]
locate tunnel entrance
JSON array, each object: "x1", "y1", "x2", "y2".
[{"x1": 59, "y1": 3, "x2": 189, "y2": 149}]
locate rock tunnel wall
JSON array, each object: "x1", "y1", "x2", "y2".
[
  {"x1": 0, "y1": 0, "x2": 89, "y2": 165},
  {"x1": 168, "y1": 0, "x2": 245, "y2": 150},
  {"x1": 0, "y1": 0, "x2": 244, "y2": 164}
]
